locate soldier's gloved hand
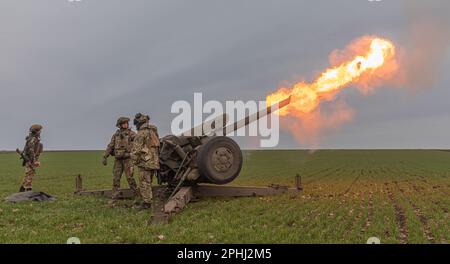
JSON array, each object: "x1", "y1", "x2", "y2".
[
  {"x1": 34, "y1": 161, "x2": 41, "y2": 167},
  {"x1": 102, "y1": 156, "x2": 108, "y2": 166}
]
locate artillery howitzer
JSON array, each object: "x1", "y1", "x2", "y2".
[{"x1": 75, "y1": 96, "x2": 302, "y2": 224}]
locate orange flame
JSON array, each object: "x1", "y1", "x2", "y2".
[{"x1": 267, "y1": 36, "x2": 397, "y2": 117}]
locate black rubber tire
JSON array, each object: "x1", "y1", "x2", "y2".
[{"x1": 197, "y1": 136, "x2": 243, "y2": 184}]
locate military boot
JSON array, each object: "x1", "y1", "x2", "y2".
[
  {"x1": 136, "y1": 202, "x2": 152, "y2": 210},
  {"x1": 132, "y1": 198, "x2": 142, "y2": 208},
  {"x1": 25, "y1": 188, "x2": 32, "y2": 192},
  {"x1": 19, "y1": 186, "x2": 25, "y2": 192},
  {"x1": 108, "y1": 200, "x2": 119, "y2": 208}
]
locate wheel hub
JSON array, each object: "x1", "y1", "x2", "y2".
[{"x1": 211, "y1": 147, "x2": 234, "y2": 172}]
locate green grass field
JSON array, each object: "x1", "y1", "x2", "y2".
[{"x1": 0, "y1": 150, "x2": 449, "y2": 244}]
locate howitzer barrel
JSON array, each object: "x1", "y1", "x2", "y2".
[
  {"x1": 220, "y1": 96, "x2": 291, "y2": 135},
  {"x1": 182, "y1": 113, "x2": 229, "y2": 137},
  {"x1": 180, "y1": 96, "x2": 291, "y2": 137}
]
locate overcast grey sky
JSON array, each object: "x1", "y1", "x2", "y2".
[{"x1": 0, "y1": 0, "x2": 449, "y2": 150}]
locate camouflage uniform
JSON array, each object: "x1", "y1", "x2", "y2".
[
  {"x1": 20, "y1": 124, "x2": 43, "y2": 191},
  {"x1": 104, "y1": 118, "x2": 138, "y2": 200},
  {"x1": 131, "y1": 114, "x2": 160, "y2": 206}
]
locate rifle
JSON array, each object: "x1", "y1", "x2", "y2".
[{"x1": 16, "y1": 148, "x2": 28, "y2": 166}]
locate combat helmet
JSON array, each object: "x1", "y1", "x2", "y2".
[
  {"x1": 116, "y1": 117, "x2": 130, "y2": 128},
  {"x1": 133, "y1": 113, "x2": 150, "y2": 128},
  {"x1": 29, "y1": 124, "x2": 43, "y2": 134}
]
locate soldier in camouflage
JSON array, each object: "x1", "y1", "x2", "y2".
[
  {"x1": 131, "y1": 113, "x2": 160, "y2": 210},
  {"x1": 103, "y1": 117, "x2": 138, "y2": 205},
  {"x1": 18, "y1": 124, "x2": 44, "y2": 192}
]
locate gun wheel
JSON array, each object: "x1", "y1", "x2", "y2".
[{"x1": 197, "y1": 136, "x2": 242, "y2": 184}]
